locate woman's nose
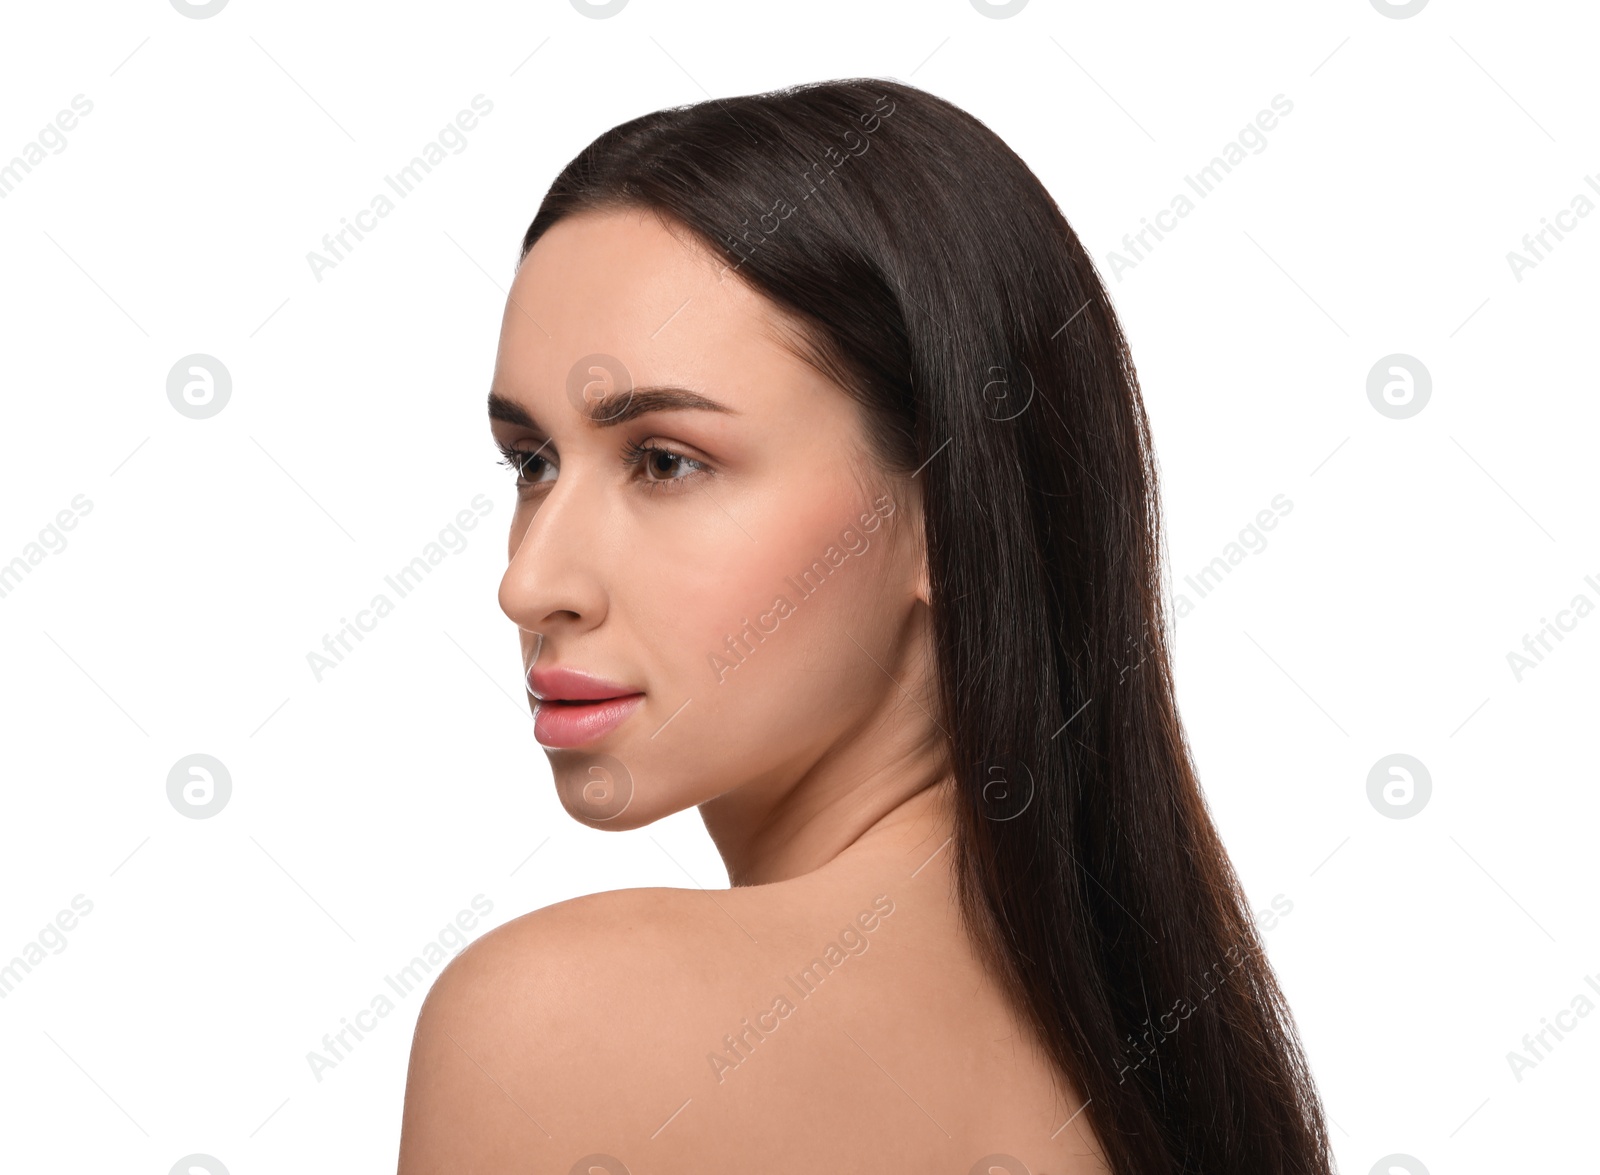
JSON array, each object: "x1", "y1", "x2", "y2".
[{"x1": 497, "y1": 470, "x2": 610, "y2": 635}]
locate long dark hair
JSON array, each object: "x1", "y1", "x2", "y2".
[{"x1": 517, "y1": 78, "x2": 1332, "y2": 1174}]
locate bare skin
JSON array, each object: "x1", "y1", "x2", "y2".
[{"x1": 396, "y1": 207, "x2": 1109, "y2": 1173}]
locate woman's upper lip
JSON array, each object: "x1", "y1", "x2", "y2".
[{"x1": 526, "y1": 664, "x2": 642, "y2": 702}]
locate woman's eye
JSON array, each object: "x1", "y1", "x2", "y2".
[
  {"x1": 498, "y1": 445, "x2": 553, "y2": 487},
  {"x1": 644, "y1": 448, "x2": 689, "y2": 480},
  {"x1": 496, "y1": 440, "x2": 708, "y2": 496},
  {"x1": 627, "y1": 440, "x2": 708, "y2": 493}
]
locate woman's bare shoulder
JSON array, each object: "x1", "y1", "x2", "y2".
[
  {"x1": 421, "y1": 877, "x2": 861, "y2": 1014},
  {"x1": 409, "y1": 885, "x2": 744, "y2": 1061},
  {"x1": 399, "y1": 881, "x2": 1109, "y2": 1174},
  {"x1": 439, "y1": 885, "x2": 731, "y2": 985},
  {"x1": 397, "y1": 886, "x2": 762, "y2": 1172}
]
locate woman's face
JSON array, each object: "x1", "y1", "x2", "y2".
[{"x1": 490, "y1": 207, "x2": 931, "y2": 834}]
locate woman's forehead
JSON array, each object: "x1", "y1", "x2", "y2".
[{"x1": 496, "y1": 210, "x2": 844, "y2": 424}]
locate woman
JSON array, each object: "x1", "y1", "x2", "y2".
[{"x1": 398, "y1": 77, "x2": 1332, "y2": 1174}]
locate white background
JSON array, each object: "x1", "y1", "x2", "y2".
[{"x1": 0, "y1": 1, "x2": 1594, "y2": 1171}]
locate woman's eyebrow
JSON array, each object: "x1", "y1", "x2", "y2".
[
  {"x1": 487, "y1": 392, "x2": 538, "y2": 428},
  {"x1": 487, "y1": 386, "x2": 736, "y2": 431}
]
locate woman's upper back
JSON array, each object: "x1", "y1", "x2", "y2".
[{"x1": 397, "y1": 848, "x2": 1109, "y2": 1174}]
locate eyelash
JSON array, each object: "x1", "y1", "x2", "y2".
[{"x1": 495, "y1": 439, "x2": 709, "y2": 496}]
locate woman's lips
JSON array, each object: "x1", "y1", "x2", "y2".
[
  {"x1": 527, "y1": 664, "x2": 638, "y2": 702},
  {"x1": 533, "y1": 693, "x2": 645, "y2": 749}
]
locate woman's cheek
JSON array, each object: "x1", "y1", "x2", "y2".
[
  {"x1": 605, "y1": 532, "x2": 786, "y2": 702},
  {"x1": 641, "y1": 480, "x2": 880, "y2": 697}
]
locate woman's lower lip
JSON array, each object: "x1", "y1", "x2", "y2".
[{"x1": 534, "y1": 694, "x2": 645, "y2": 748}]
